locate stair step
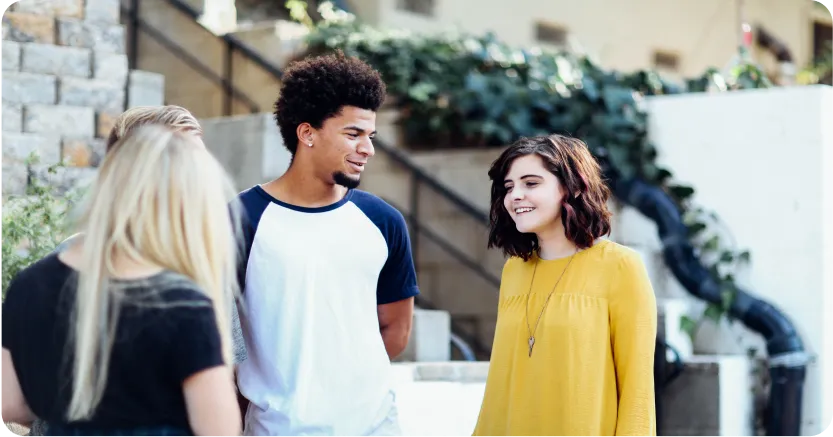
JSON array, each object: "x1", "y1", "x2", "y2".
[{"x1": 226, "y1": 19, "x2": 307, "y2": 69}]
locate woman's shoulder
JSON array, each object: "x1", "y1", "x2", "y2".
[
  {"x1": 5, "y1": 253, "x2": 71, "y2": 299},
  {"x1": 121, "y1": 271, "x2": 212, "y2": 306},
  {"x1": 584, "y1": 239, "x2": 645, "y2": 270}
]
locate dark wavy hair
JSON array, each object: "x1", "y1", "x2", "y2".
[
  {"x1": 274, "y1": 51, "x2": 386, "y2": 155},
  {"x1": 487, "y1": 134, "x2": 612, "y2": 260}
]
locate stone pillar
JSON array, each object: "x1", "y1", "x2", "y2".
[{"x1": 197, "y1": 0, "x2": 237, "y2": 35}]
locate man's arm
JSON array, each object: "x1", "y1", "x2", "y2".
[
  {"x1": 372, "y1": 203, "x2": 420, "y2": 360},
  {"x1": 377, "y1": 297, "x2": 414, "y2": 360}
]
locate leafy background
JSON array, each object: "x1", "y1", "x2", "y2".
[{"x1": 298, "y1": 2, "x2": 777, "y2": 339}]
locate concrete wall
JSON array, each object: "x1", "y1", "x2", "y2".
[
  {"x1": 352, "y1": 0, "x2": 831, "y2": 81},
  {"x1": 199, "y1": 112, "x2": 291, "y2": 190}
]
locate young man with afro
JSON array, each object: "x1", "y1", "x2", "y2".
[{"x1": 234, "y1": 52, "x2": 420, "y2": 436}]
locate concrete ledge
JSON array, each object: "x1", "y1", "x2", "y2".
[
  {"x1": 398, "y1": 308, "x2": 452, "y2": 362},
  {"x1": 661, "y1": 355, "x2": 754, "y2": 436},
  {"x1": 393, "y1": 361, "x2": 490, "y2": 383}
]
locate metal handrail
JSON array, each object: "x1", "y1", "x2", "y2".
[
  {"x1": 164, "y1": 0, "x2": 284, "y2": 79},
  {"x1": 122, "y1": 4, "x2": 261, "y2": 113},
  {"x1": 386, "y1": 198, "x2": 499, "y2": 288},
  {"x1": 450, "y1": 333, "x2": 477, "y2": 362}
]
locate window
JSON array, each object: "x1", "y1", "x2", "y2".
[
  {"x1": 653, "y1": 50, "x2": 681, "y2": 72},
  {"x1": 535, "y1": 22, "x2": 568, "y2": 47},
  {"x1": 396, "y1": 0, "x2": 434, "y2": 16}
]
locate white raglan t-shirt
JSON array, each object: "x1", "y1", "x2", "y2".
[{"x1": 235, "y1": 186, "x2": 420, "y2": 436}]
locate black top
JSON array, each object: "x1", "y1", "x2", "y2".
[{"x1": 1, "y1": 254, "x2": 225, "y2": 434}]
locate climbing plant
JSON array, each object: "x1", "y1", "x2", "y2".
[{"x1": 297, "y1": 2, "x2": 772, "y2": 340}]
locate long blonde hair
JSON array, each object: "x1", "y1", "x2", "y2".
[{"x1": 66, "y1": 125, "x2": 241, "y2": 421}]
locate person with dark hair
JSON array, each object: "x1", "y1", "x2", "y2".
[
  {"x1": 233, "y1": 52, "x2": 419, "y2": 435},
  {"x1": 472, "y1": 134, "x2": 657, "y2": 436}
]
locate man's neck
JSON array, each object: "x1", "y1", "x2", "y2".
[{"x1": 263, "y1": 164, "x2": 348, "y2": 208}]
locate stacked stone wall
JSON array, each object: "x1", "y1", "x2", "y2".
[{"x1": 2, "y1": 0, "x2": 164, "y2": 196}]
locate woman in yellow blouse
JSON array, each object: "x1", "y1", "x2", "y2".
[{"x1": 473, "y1": 134, "x2": 657, "y2": 436}]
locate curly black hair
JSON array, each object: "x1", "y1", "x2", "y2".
[{"x1": 273, "y1": 51, "x2": 386, "y2": 155}]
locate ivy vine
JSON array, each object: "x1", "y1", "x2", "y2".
[{"x1": 297, "y1": 2, "x2": 772, "y2": 342}]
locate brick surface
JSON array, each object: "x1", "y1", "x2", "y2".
[
  {"x1": 92, "y1": 51, "x2": 127, "y2": 83},
  {"x1": 62, "y1": 137, "x2": 106, "y2": 167},
  {"x1": 84, "y1": 0, "x2": 120, "y2": 23},
  {"x1": 2, "y1": 132, "x2": 62, "y2": 165},
  {"x1": 2, "y1": 72, "x2": 57, "y2": 105},
  {"x1": 21, "y1": 42, "x2": 92, "y2": 77},
  {"x1": 2, "y1": 12, "x2": 56, "y2": 44},
  {"x1": 3, "y1": 41, "x2": 21, "y2": 71},
  {"x1": 3, "y1": 103, "x2": 23, "y2": 132},
  {"x1": 23, "y1": 104, "x2": 95, "y2": 138},
  {"x1": 59, "y1": 77, "x2": 125, "y2": 112},
  {"x1": 2, "y1": 162, "x2": 28, "y2": 196},
  {"x1": 56, "y1": 18, "x2": 125, "y2": 53},
  {"x1": 14, "y1": 0, "x2": 84, "y2": 19},
  {"x1": 127, "y1": 70, "x2": 166, "y2": 108},
  {"x1": 96, "y1": 110, "x2": 119, "y2": 138}
]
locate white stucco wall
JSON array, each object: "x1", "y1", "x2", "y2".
[{"x1": 639, "y1": 85, "x2": 831, "y2": 435}]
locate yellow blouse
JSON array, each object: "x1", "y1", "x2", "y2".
[{"x1": 472, "y1": 239, "x2": 657, "y2": 436}]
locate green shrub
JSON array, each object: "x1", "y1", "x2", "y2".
[{"x1": 2, "y1": 154, "x2": 76, "y2": 297}]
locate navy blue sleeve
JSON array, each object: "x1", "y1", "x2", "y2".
[
  {"x1": 233, "y1": 187, "x2": 271, "y2": 294},
  {"x1": 351, "y1": 191, "x2": 420, "y2": 305}
]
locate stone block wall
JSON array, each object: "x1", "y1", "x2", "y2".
[{"x1": 2, "y1": 0, "x2": 164, "y2": 197}]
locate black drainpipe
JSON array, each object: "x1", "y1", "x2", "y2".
[{"x1": 610, "y1": 175, "x2": 809, "y2": 436}]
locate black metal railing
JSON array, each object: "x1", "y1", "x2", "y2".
[{"x1": 123, "y1": 0, "x2": 283, "y2": 116}]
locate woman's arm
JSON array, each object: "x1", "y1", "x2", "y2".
[
  {"x1": 166, "y1": 291, "x2": 243, "y2": 436},
  {"x1": 183, "y1": 365, "x2": 241, "y2": 436},
  {"x1": 2, "y1": 349, "x2": 35, "y2": 425},
  {"x1": 609, "y1": 251, "x2": 658, "y2": 436}
]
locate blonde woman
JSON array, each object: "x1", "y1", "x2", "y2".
[
  {"x1": 54, "y1": 104, "x2": 245, "y2": 366},
  {"x1": 2, "y1": 126, "x2": 243, "y2": 435}
]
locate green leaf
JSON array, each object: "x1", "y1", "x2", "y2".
[
  {"x1": 720, "y1": 286, "x2": 736, "y2": 311},
  {"x1": 703, "y1": 235, "x2": 720, "y2": 252},
  {"x1": 738, "y1": 250, "x2": 751, "y2": 263},
  {"x1": 668, "y1": 184, "x2": 695, "y2": 201},
  {"x1": 679, "y1": 315, "x2": 698, "y2": 342},
  {"x1": 703, "y1": 303, "x2": 723, "y2": 324},
  {"x1": 687, "y1": 222, "x2": 707, "y2": 237}
]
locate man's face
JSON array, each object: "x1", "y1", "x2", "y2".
[{"x1": 311, "y1": 106, "x2": 377, "y2": 189}]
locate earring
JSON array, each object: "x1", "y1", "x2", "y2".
[{"x1": 308, "y1": 143, "x2": 313, "y2": 147}]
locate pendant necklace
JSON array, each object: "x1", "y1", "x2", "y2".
[{"x1": 525, "y1": 248, "x2": 577, "y2": 357}]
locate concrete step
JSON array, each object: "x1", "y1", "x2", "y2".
[
  {"x1": 391, "y1": 354, "x2": 757, "y2": 436},
  {"x1": 226, "y1": 19, "x2": 307, "y2": 69}
]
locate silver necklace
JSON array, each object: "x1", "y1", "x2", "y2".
[{"x1": 525, "y1": 249, "x2": 577, "y2": 357}]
